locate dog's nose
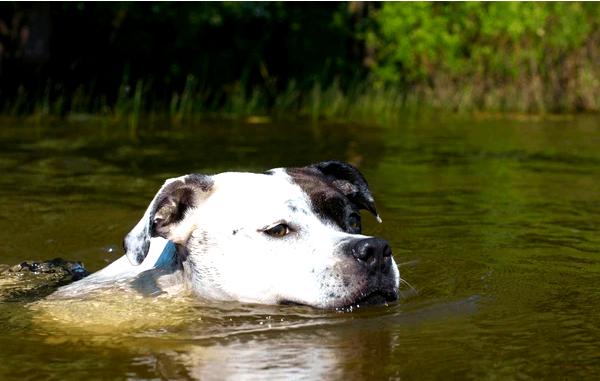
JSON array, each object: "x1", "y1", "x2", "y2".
[{"x1": 351, "y1": 238, "x2": 392, "y2": 274}]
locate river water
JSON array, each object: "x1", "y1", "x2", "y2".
[{"x1": 0, "y1": 115, "x2": 598, "y2": 379}]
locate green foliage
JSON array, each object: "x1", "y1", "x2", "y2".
[
  {"x1": 369, "y1": 2, "x2": 600, "y2": 112},
  {"x1": 2, "y1": 2, "x2": 599, "y2": 121}
]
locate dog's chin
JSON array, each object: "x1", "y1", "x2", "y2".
[
  {"x1": 353, "y1": 289, "x2": 398, "y2": 306},
  {"x1": 345, "y1": 288, "x2": 398, "y2": 309},
  {"x1": 279, "y1": 288, "x2": 398, "y2": 310}
]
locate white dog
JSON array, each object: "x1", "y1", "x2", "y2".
[{"x1": 51, "y1": 161, "x2": 400, "y2": 309}]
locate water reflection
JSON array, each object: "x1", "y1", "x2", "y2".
[{"x1": 26, "y1": 294, "x2": 480, "y2": 380}]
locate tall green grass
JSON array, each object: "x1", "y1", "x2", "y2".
[{"x1": 17, "y1": 70, "x2": 600, "y2": 128}]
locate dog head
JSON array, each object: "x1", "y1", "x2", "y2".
[{"x1": 123, "y1": 161, "x2": 400, "y2": 309}]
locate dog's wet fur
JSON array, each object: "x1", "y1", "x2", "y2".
[{"x1": 51, "y1": 161, "x2": 400, "y2": 309}]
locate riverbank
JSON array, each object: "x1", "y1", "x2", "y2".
[{"x1": 6, "y1": 79, "x2": 598, "y2": 129}]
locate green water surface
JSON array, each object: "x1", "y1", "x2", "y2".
[{"x1": 0, "y1": 116, "x2": 599, "y2": 380}]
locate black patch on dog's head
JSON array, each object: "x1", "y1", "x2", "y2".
[
  {"x1": 123, "y1": 174, "x2": 213, "y2": 265},
  {"x1": 286, "y1": 161, "x2": 379, "y2": 232}
]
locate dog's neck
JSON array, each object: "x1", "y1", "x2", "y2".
[{"x1": 49, "y1": 238, "x2": 185, "y2": 299}]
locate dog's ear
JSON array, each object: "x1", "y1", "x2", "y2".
[
  {"x1": 311, "y1": 160, "x2": 382, "y2": 223},
  {"x1": 123, "y1": 174, "x2": 214, "y2": 265}
]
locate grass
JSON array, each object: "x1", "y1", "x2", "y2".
[{"x1": 8, "y1": 69, "x2": 600, "y2": 129}]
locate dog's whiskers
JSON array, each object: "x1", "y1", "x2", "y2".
[{"x1": 399, "y1": 277, "x2": 417, "y2": 294}]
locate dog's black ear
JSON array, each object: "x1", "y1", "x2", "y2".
[
  {"x1": 311, "y1": 160, "x2": 382, "y2": 222},
  {"x1": 123, "y1": 174, "x2": 213, "y2": 265}
]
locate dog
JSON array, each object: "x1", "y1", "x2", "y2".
[{"x1": 51, "y1": 161, "x2": 400, "y2": 309}]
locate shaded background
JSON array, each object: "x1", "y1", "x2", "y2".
[{"x1": 1, "y1": 2, "x2": 599, "y2": 118}]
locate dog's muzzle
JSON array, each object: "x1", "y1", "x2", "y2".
[{"x1": 347, "y1": 237, "x2": 398, "y2": 306}]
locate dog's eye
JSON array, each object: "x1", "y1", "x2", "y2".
[
  {"x1": 347, "y1": 213, "x2": 361, "y2": 232},
  {"x1": 264, "y1": 224, "x2": 290, "y2": 238}
]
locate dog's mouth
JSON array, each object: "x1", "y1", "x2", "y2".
[
  {"x1": 350, "y1": 288, "x2": 398, "y2": 307},
  {"x1": 278, "y1": 288, "x2": 398, "y2": 309},
  {"x1": 278, "y1": 299, "x2": 307, "y2": 307}
]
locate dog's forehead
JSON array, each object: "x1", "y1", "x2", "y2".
[
  {"x1": 202, "y1": 169, "x2": 352, "y2": 228},
  {"x1": 209, "y1": 171, "x2": 308, "y2": 209}
]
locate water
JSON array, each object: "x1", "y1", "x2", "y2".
[{"x1": 0, "y1": 116, "x2": 599, "y2": 379}]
